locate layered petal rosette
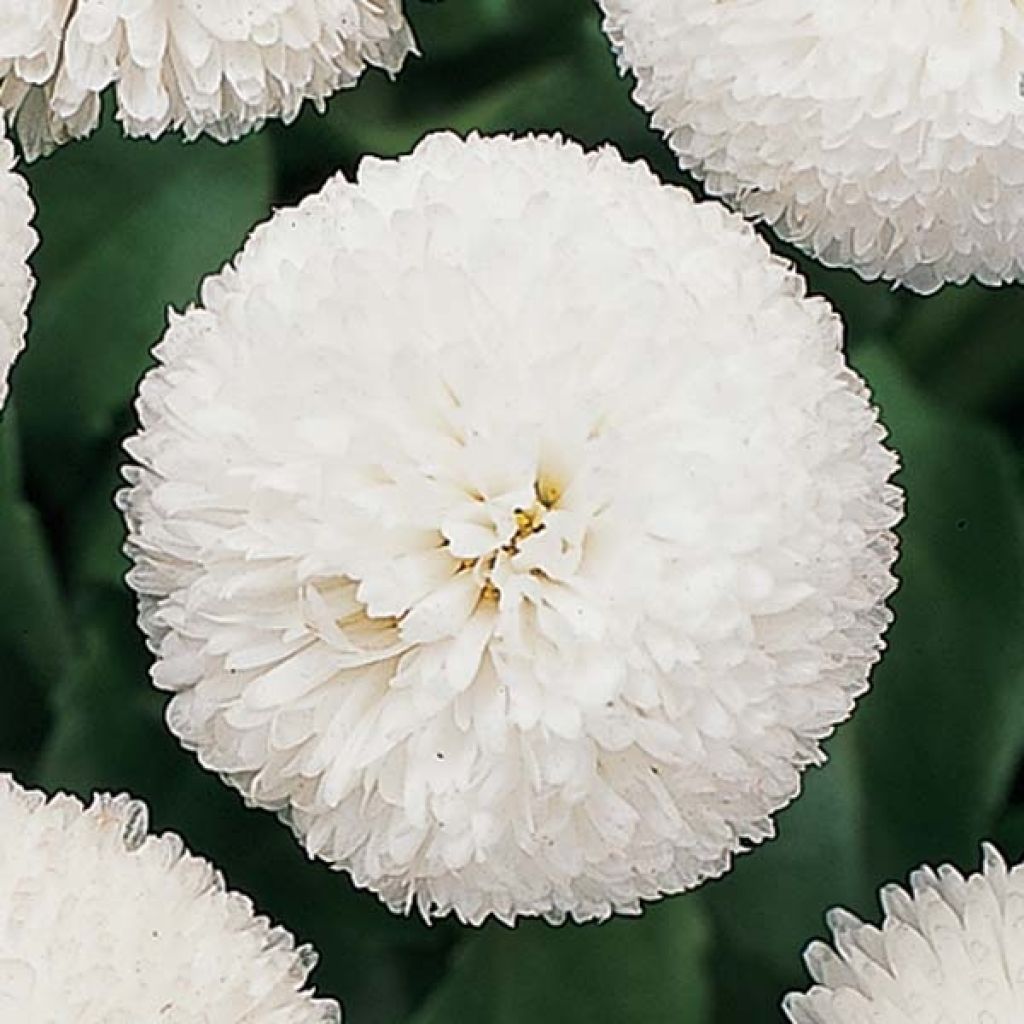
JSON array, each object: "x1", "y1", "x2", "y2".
[
  {"x1": 786, "y1": 845, "x2": 1024, "y2": 1023},
  {"x1": 0, "y1": 0, "x2": 415, "y2": 159},
  {"x1": 0, "y1": 775, "x2": 339, "y2": 1023},
  {"x1": 600, "y1": 0, "x2": 1024, "y2": 293},
  {"x1": 120, "y1": 132, "x2": 903, "y2": 925}
]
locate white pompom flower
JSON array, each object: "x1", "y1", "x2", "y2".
[
  {"x1": 0, "y1": 115, "x2": 35, "y2": 409},
  {"x1": 0, "y1": 0, "x2": 416, "y2": 160},
  {"x1": 599, "y1": 0, "x2": 1024, "y2": 294},
  {"x1": 785, "y1": 844, "x2": 1024, "y2": 1023},
  {"x1": 119, "y1": 131, "x2": 903, "y2": 926},
  {"x1": 0, "y1": 775, "x2": 340, "y2": 1023}
]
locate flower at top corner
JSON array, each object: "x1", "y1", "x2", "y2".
[
  {"x1": 0, "y1": 0, "x2": 416, "y2": 160},
  {"x1": 119, "y1": 130, "x2": 904, "y2": 927},
  {"x1": 0, "y1": 774, "x2": 340, "y2": 1023},
  {"x1": 599, "y1": 0, "x2": 1024, "y2": 294}
]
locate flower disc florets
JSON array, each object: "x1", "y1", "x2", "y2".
[
  {"x1": 120, "y1": 132, "x2": 903, "y2": 925},
  {"x1": 0, "y1": 0, "x2": 416, "y2": 160},
  {"x1": 0, "y1": 775, "x2": 339, "y2": 1023},
  {"x1": 785, "y1": 845, "x2": 1024, "y2": 1023},
  {"x1": 600, "y1": 0, "x2": 1024, "y2": 293},
  {"x1": 0, "y1": 115, "x2": 35, "y2": 408}
]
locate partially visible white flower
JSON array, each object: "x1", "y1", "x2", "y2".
[
  {"x1": 0, "y1": 0, "x2": 416, "y2": 160},
  {"x1": 0, "y1": 774, "x2": 340, "y2": 1023},
  {"x1": 599, "y1": 0, "x2": 1024, "y2": 294},
  {"x1": 785, "y1": 845, "x2": 1024, "y2": 1023},
  {"x1": 0, "y1": 115, "x2": 35, "y2": 408},
  {"x1": 120, "y1": 131, "x2": 902, "y2": 926}
]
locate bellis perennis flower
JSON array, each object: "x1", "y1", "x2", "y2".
[
  {"x1": 785, "y1": 845, "x2": 1024, "y2": 1023},
  {"x1": 0, "y1": 115, "x2": 35, "y2": 409},
  {"x1": 120, "y1": 132, "x2": 903, "y2": 926},
  {"x1": 0, "y1": 775, "x2": 339, "y2": 1023},
  {"x1": 0, "y1": 0, "x2": 415, "y2": 160},
  {"x1": 600, "y1": 0, "x2": 1024, "y2": 294}
]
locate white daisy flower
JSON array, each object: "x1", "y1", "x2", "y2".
[
  {"x1": 0, "y1": 115, "x2": 35, "y2": 409},
  {"x1": 0, "y1": 774, "x2": 339, "y2": 1023},
  {"x1": 119, "y1": 132, "x2": 903, "y2": 926},
  {"x1": 599, "y1": 0, "x2": 1024, "y2": 294},
  {"x1": 0, "y1": 0, "x2": 416, "y2": 160},
  {"x1": 785, "y1": 845, "x2": 1024, "y2": 1023}
]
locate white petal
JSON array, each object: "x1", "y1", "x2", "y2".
[
  {"x1": 600, "y1": 0, "x2": 1024, "y2": 291},
  {"x1": 0, "y1": 775, "x2": 338, "y2": 1022},
  {"x1": 121, "y1": 132, "x2": 902, "y2": 927}
]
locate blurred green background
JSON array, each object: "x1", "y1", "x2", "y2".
[{"x1": 3, "y1": 2, "x2": 1024, "y2": 1021}]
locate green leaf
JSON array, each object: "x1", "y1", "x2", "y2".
[
  {"x1": 850, "y1": 345, "x2": 1024, "y2": 879},
  {"x1": 891, "y1": 283, "x2": 1024, "y2": 416},
  {"x1": 407, "y1": 0, "x2": 579, "y2": 62},
  {"x1": 0, "y1": 409, "x2": 69, "y2": 772},
  {"x1": 0, "y1": 410, "x2": 70, "y2": 684},
  {"x1": 17, "y1": 118, "x2": 274, "y2": 512},
  {"x1": 64, "y1": 449, "x2": 128, "y2": 593},
  {"x1": 703, "y1": 730, "x2": 868, "y2": 986},
  {"x1": 309, "y1": 4, "x2": 676, "y2": 183},
  {"x1": 409, "y1": 899, "x2": 710, "y2": 1024},
  {"x1": 994, "y1": 806, "x2": 1024, "y2": 857}
]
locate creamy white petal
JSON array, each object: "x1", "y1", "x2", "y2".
[
  {"x1": 785, "y1": 845, "x2": 1024, "y2": 1023},
  {"x1": 120, "y1": 131, "x2": 903, "y2": 926},
  {"x1": 599, "y1": 0, "x2": 1024, "y2": 293},
  {"x1": 0, "y1": 114, "x2": 35, "y2": 408},
  {"x1": 0, "y1": 0, "x2": 415, "y2": 159},
  {"x1": 0, "y1": 775, "x2": 339, "y2": 1023}
]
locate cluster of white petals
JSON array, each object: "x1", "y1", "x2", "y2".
[
  {"x1": 120, "y1": 132, "x2": 902, "y2": 926},
  {"x1": 786, "y1": 845, "x2": 1024, "y2": 1023},
  {"x1": 599, "y1": 0, "x2": 1024, "y2": 294},
  {"x1": 0, "y1": 0, "x2": 415, "y2": 160},
  {"x1": 0, "y1": 115, "x2": 35, "y2": 409},
  {"x1": 0, "y1": 775, "x2": 339, "y2": 1023}
]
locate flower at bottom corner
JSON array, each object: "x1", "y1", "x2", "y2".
[
  {"x1": 785, "y1": 844, "x2": 1024, "y2": 1023},
  {"x1": 0, "y1": 114, "x2": 36, "y2": 409},
  {"x1": 119, "y1": 130, "x2": 904, "y2": 928},
  {"x1": 0, "y1": 774, "x2": 340, "y2": 1024}
]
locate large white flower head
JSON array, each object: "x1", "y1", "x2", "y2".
[
  {"x1": 120, "y1": 131, "x2": 903, "y2": 926},
  {"x1": 0, "y1": 114, "x2": 35, "y2": 409},
  {"x1": 785, "y1": 845, "x2": 1024, "y2": 1023},
  {"x1": 599, "y1": 0, "x2": 1024, "y2": 294},
  {"x1": 0, "y1": 775, "x2": 340, "y2": 1023},
  {"x1": 0, "y1": 0, "x2": 415, "y2": 160}
]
